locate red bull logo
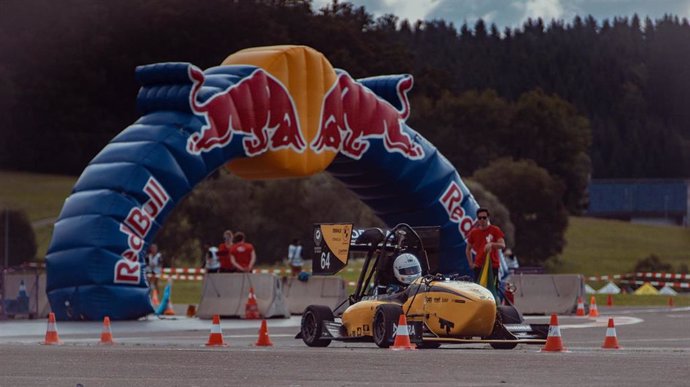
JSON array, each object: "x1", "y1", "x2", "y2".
[
  {"x1": 186, "y1": 66, "x2": 306, "y2": 157},
  {"x1": 185, "y1": 63, "x2": 424, "y2": 162},
  {"x1": 440, "y1": 181, "x2": 475, "y2": 238},
  {"x1": 311, "y1": 72, "x2": 424, "y2": 160},
  {"x1": 114, "y1": 177, "x2": 170, "y2": 284}
]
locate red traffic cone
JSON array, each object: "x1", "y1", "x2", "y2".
[
  {"x1": 668, "y1": 296, "x2": 674, "y2": 308},
  {"x1": 390, "y1": 314, "x2": 416, "y2": 350},
  {"x1": 588, "y1": 295, "x2": 599, "y2": 317},
  {"x1": 540, "y1": 314, "x2": 566, "y2": 352},
  {"x1": 205, "y1": 315, "x2": 228, "y2": 347},
  {"x1": 99, "y1": 316, "x2": 115, "y2": 345},
  {"x1": 244, "y1": 287, "x2": 260, "y2": 320},
  {"x1": 43, "y1": 312, "x2": 62, "y2": 345},
  {"x1": 606, "y1": 294, "x2": 613, "y2": 307},
  {"x1": 601, "y1": 317, "x2": 621, "y2": 349},
  {"x1": 575, "y1": 296, "x2": 585, "y2": 316},
  {"x1": 186, "y1": 304, "x2": 197, "y2": 318},
  {"x1": 255, "y1": 319, "x2": 273, "y2": 346}
]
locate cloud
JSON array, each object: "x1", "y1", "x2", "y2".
[
  {"x1": 314, "y1": 0, "x2": 690, "y2": 29},
  {"x1": 523, "y1": 0, "x2": 565, "y2": 21}
]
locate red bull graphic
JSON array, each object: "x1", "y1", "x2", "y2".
[
  {"x1": 311, "y1": 72, "x2": 424, "y2": 160},
  {"x1": 440, "y1": 181, "x2": 475, "y2": 239},
  {"x1": 114, "y1": 177, "x2": 170, "y2": 284},
  {"x1": 186, "y1": 66, "x2": 306, "y2": 156}
]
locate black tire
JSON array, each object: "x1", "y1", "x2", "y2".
[
  {"x1": 497, "y1": 305, "x2": 524, "y2": 324},
  {"x1": 300, "y1": 305, "x2": 334, "y2": 347},
  {"x1": 490, "y1": 305, "x2": 521, "y2": 349},
  {"x1": 373, "y1": 304, "x2": 402, "y2": 348}
]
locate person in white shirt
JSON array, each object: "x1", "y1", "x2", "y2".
[
  {"x1": 205, "y1": 245, "x2": 221, "y2": 273},
  {"x1": 287, "y1": 238, "x2": 304, "y2": 276},
  {"x1": 504, "y1": 248, "x2": 520, "y2": 270},
  {"x1": 147, "y1": 243, "x2": 163, "y2": 292}
]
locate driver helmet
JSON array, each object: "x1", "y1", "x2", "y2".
[{"x1": 393, "y1": 253, "x2": 422, "y2": 285}]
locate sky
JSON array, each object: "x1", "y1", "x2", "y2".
[{"x1": 312, "y1": 0, "x2": 690, "y2": 29}]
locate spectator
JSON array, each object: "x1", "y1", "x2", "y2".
[
  {"x1": 465, "y1": 207, "x2": 506, "y2": 287},
  {"x1": 217, "y1": 230, "x2": 234, "y2": 273},
  {"x1": 504, "y1": 248, "x2": 520, "y2": 270},
  {"x1": 287, "y1": 238, "x2": 304, "y2": 276},
  {"x1": 230, "y1": 232, "x2": 257, "y2": 273},
  {"x1": 146, "y1": 243, "x2": 163, "y2": 292},
  {"x1": 204, "y1": 243, "x2": 221, "y2": 274}
]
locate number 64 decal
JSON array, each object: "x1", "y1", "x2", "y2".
[{"x1": 320, "y1": 252, "x2": 331, "y2": 269}]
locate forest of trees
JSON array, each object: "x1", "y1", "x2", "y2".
[{"x1": 2, "y1": 0, "x2": 689, "y2": 266}]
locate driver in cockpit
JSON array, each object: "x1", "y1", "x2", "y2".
[{"x1": 383, "y1": 253, "x2": 423, "y2": 294}]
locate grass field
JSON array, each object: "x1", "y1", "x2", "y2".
[
  {"x1": 2, "y1": 170, "x2": 689, "y2": 306},
  {"x1": 555, "y1": 217, "x2": 690, "y2": 276},
  {"x1": 1, "y1": 170, "x2": 77, "y2": 259}
]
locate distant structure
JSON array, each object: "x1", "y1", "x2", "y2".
[{"x1": 587, "y1": 179, "x2": 690, "y2": 227}]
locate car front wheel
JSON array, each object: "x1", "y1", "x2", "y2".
[{"x1": 300, "y1": 305, "x2": 334, "y2": 347}]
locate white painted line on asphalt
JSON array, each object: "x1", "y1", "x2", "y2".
[
  {"x1": 523, "y1": 315, "x2": 644, "y2": 329},
  {"x1": 560, "y1": 316, "x2": 643, "y2": 329}
]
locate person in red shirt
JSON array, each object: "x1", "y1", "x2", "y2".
[
  {"x1": 230, "y1": 232, "x2": 256, "y2": 273},
  {"x1": 217, "y1": 230, "x2": 234, "y2": 273},
  {"x1": 465, "y1": 208, "x2": 506, "y2": 282}
]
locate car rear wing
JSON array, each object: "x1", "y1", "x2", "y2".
[{"x1": 312, "y1": 223, "x2": 354, "y2": 275}]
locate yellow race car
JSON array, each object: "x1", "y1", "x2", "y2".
[{"x1": 298, "y1": 224, "x2": 548, "y2": 349}]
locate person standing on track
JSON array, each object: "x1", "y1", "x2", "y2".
[{"x1": 465, "y1": 207, "x2": 505, "y2": 285}]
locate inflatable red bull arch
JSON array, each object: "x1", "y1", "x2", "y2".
[{"x1": 46, "y1": 46, "x2": 479, "y2": 320}]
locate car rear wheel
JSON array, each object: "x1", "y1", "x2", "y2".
[
  {"x1": 301, "y1": 305, "x2": 334, "y2": 347},
  {"x1": 497, "y1": 305, "x2": 524, "y2": 324},
  {"x1": 373, "y1": 304, "x2": 402, "y2": 348},
  {"x1": 490, "y1": 306, "x2": 521, "y2": 349}
]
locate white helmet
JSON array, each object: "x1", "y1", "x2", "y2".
[{"x1": 393, "y1": 253, "x2": 422, "y2": 285}]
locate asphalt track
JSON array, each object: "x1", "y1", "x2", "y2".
[{"x1": 1, "y1": 306, "x2": 689, "y2": 386}]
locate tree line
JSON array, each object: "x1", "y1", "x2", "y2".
[{"x1": 1, "y1": 0, "x2": 688, "y2": 267}]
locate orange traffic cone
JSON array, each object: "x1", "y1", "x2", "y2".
[
  {"x1": 588, "y1": 295, "x2": 599, "y2": 317},
  {"x1": 244, "y1": 287, "x2": 260, "y2": 320},
  {"x1": 668, "y1": 296, "x2": 674, "y2": 308},
  {"x1": 575, "y1": 296, "x2": 585, "y2": 316},
  {"x1": 540, "y1": 314, "x2": 566, "y2": 352},
  {"x1": 255, "y1": 319, "x2": 273, "y2": 346},
  {"x1": 601, "y1": 317, "x2": 621, "y2": 349},
  {"x1": 43, "y1": 312, "x2": 62, "y2": 345},
  {"x1": 186, "y1": 304, "x2": 196, "y2": 318},
  {"x1": 606, "y1": 294, "x2": 613, "y2": 307},
  {"x1": 205, "y1": 315, "x2": 227, "y2": 347},
  {"x1": 390, "y1": 314, "x2": 416, "y2": 350},
  {"x1": 151, "y1": 288, "x2": 160, "y2": 308},
  {"x1": 99, "y1": 316, "x2": 115, "y2": 345}
]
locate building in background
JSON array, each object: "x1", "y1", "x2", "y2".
[{"x1": 587, "y1": 179, "x2": 689, "y2": 227}]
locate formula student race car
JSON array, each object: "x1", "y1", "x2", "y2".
[{"x1": 297, "y1": 223, "x2": 548, "y2": 349}]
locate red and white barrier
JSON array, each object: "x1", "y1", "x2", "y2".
[
  {"x1": 635, "y1": 272, "x2": 690, "y2": 281},
  {"x1": 617, "y1": 279, "x2": 690, "y2": 289}
]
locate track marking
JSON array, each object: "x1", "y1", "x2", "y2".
[{"x1": 524, "y1": 315, "x2": 643, "y2": 329}]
